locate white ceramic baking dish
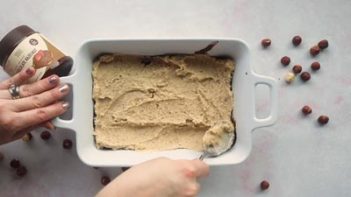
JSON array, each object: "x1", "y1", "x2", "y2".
[{"x1": 53, "y1": 39, "x2": 277, "y2": 167}]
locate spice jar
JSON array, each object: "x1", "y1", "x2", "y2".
[{"x1": 0, "y1": 25, "x2": 73, "y2": 83}]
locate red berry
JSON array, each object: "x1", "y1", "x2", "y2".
[
  {"x1": 10, "y1": 159, "x2": 21, "y2": 169},
  {"x1": 40, "y1": 131, "x2": 51, "y2": 140},
  {"x1": 292, "y1": 35, "x2": 302, "y2": 46},
  {"x1": 292, "y1": 65, "x2": 302, "y2": 74},
  {"x1": 281, "y1": 56, "x2": 291, "y2": 66},
  {"x1": 310, "y1": 45, "x2": 320, "y2": 56},
  {"x1": 302, "y1": 106, "x2": 312, "y2": 115},
  {"x1": 311, "y1": 62, "x2": 321, "y2": 71},
  {"x1": 261, "y1": 38, "x2": 271, "y2": 48},
  {"x1": 101, "y1": 176, "x2": 111, "y2": 186},
  {"x1": 260, "y1": 180, "x2": 270, "y2": 190},
  {"x1": 300, "y1": 72, "x2": 311, "y2": 81},
  {"x1": 63, "y1": 139, "x2": 73, "y2": 149},
  {"x1": 16, "y1": 166, "x2": 27, "y2": 177},
  {"x1": 318, "y1": 39, "x2": 329, "y2": 49},
  {"x1": 318, "y1": 115, "x2": 329, "y2": 125}
]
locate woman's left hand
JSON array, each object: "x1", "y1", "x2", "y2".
[{"x1": 0, "y1": 67, "x2": 70, "y2": 145}]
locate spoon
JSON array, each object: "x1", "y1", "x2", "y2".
[{"x1": 199, "y1": 121, "x2": 235, "y2": 160}]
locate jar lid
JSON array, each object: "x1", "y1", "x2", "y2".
[{"x1": 0, "y1": 25, "x2": 36, "y2": 66}]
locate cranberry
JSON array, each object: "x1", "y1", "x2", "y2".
[
  {"x1": 10, "y1": 159, "x2": 21, "y2": 169},
  {"x1": 16, "y1": 166, "x2": 27, "y2": 177},
  {"x1": 281, "y1": 56, "x2": 291, "y2": 66},
  {"x1": 302, "y1": 106, "x2": 312, "y2": 115},
  {"x1": 292, "y1": 35, "x2": 302, "y2": 46},
  {"x1": 101, "y1": 176, "x2": 111, "y2": 186},
  {"x1": 261, "y1": 38, "x2": 271, "y2": 48},
  {"x1": 318, "y1": 39, "x2": 329, "y2": 49},
  {"x1": 63, "y1": 139, "x2": 73, "y2": 149},
  {"x1": 260, "y1": 180, "x2": 270, "y2": 190},
  {"x1": 141, "y1": 56, "x2": 152, "y2": 66},
  {"x1": 292, "y1": 65, "x2": 302, "y2": 74},
  {"x1": 300, "y1": 72, "x2": 311, "y2": 81},
  {"x1": 310, "y1": 45, "x2": 320, "y2": 56},
  {"x1": 318, "y1": 115, "x2": 329, "y2": 125},
  {"x1": 311, "y1": 62, "x2": 321, "y2": 71},
  {"x1": 40, "y1": 131, "x2": 51, "y2": 140}
]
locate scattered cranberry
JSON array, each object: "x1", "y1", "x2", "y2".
[
  {"x1": 292, "y1": 35, "x2": 302, "y2": 46},
  {"x1": 22, "y1": 133, "x2": 33, "y2": 142},
  {"x1": 310, "y1": 45, "x2": 320, "y2": 56},
  {"x1": 318, "y1": 115, "x2": 329, "y2": 125},
  {"x1": 302, "y1": 106, "x2": 312, "y2": 115},
  {"x1": 311, "y1": 62, "x2": 321, "y2": 71},
  {"x1": 300, "y1": 72, "x2": 311, "y2": 81},
  {"x1": 141, "y1": 56, "x2": 152, "y2": 66},
  {"x1": 63, "y1": 139, "x2": 73, "y2": 149},
  {"x1": 318, "y1": 39, "x2": 329, "y2": 50},
  {"x1": 260, "y1": 180, "x2": 270, "y2": 190},
  {"x1": 261, "y1": 38, "x2": 271, "y2": 48},
  {"x1": 292, "y1": 65, "x2": 302, "y2": 74},
  {"x1": 0, "y1": 152, "x2": 4, "y2": 161},
  {"x1": 16, "y1": 166, "x2": 27, "y2": 177},
  {"x1": 40, "y1": 131, "x2": 51, "y2": 140},
  {"x1": 10, "y1": 159, "x2": 21, "y2": 169},
  {"x1": 281, "y1": 56, "x2": 291, "y2": 66},
  {"x1": 101, "y1": 176, "x2": 111, "y2": 186}
]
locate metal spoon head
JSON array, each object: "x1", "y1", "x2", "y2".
[{"x1": 200, "y1": 121, "x2": 235, "y2": 159}]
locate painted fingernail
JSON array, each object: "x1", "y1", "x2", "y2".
[
  {"x1": 62, "y1": 102, "x2": 70, "y2": 110},
  {"x1": 59, "y1": 84, "x2": 69, "y2": 93},
  {"x1": 26, "y1": 67, "x2": 35, "y2": 75},
  {"x1": 49, "y1": 75, "x2": 58, "y2": 85}
]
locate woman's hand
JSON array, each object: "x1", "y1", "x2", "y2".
[
  {"x1": 0, "y1": 67, "x2": 70, "y2": 144},
  {"x1": 97, "y1": 157, "x2": 209, "y2": 197}
]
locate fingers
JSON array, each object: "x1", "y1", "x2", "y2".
[
  {"x1": 10, "y1": 84, "x2": 70, "y2": 112},
  {"x1": 0, "y1": 67, "x2": 36, "y2": 90},
  {"x1": 184, "y1": 182, "x2": 200, "y2": 197},
  {"x1": 19, "y1": 75, "x2": 60, "y2": 97},
  {"x1": 189, "y1": 160, "x2": 209, "y2": 178},
  {"x1": 14, "y1": 101, "x2": 69, "y2": 131},
  {"x1": 13, "y1": 128, "x2": 32, "y2": 140},
  {"x1": 41, "y1": 121, "x2": 55, "y2": 130},
  {"x1": 0, "y1": 75, "x2": 60, "y2": 100},
  {"x1": 12, "y1": 121, "x2": 54, "y2": 141}
]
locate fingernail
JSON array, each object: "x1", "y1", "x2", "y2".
[
  {"x1": 62, "y1": 102, "x2": 70, "y2": 110},
  {"x1": 59, "y1": 84, "x2": 69, "y2": 93},
  {"x1": 47, "y1": 122, "x2": 55, "y2": 130},
  {"x1": 26, "y1": 67, "x2": 35, "y2": 75},
  {"x1": 49, "y1": 75, "x2": 58, "y2": 85}
]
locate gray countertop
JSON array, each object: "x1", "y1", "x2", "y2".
[{"x1": 0, "y1": 0, "x2": 350, "y2": 196}]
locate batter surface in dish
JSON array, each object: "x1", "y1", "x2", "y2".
[{"x1": 93, "y1": 54, "x2": 235, "y2": 151}]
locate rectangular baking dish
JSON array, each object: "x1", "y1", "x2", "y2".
[{"x1": 53, "y1": 38, "x2": 277, "y2": 167}]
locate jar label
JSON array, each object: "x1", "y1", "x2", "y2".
[{"x1": 4, "y1": 33, "x2": 48, "y2": 83}]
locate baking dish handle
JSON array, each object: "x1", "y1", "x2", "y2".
[
  {"x1": 52, "y1": 74, "x2": 75, "y2": 130},
  {"x1": 251, "y1": 73, "x2": 278, "y2": 129}
]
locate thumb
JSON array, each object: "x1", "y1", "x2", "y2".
[{"x1": 190, "y1": 159, "x2": 210, "y2": 178}]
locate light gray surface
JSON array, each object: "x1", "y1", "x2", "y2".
[{"x1": 0, "y1": 0, "x2": 350, "y2": 196}]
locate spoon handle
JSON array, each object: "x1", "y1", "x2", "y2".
[{"x1": 199, "y1": 152, "x2": 207, "y2": 160}]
